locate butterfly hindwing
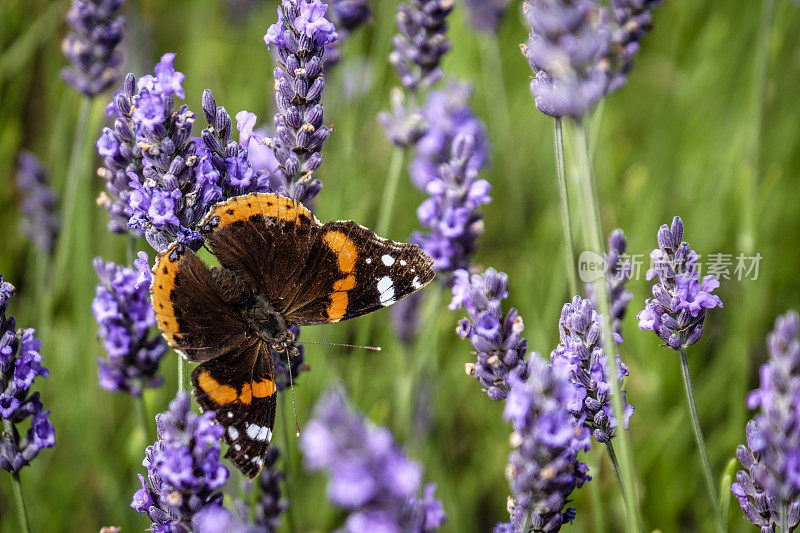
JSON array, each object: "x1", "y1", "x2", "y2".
[
  {"x1": 191, "y1": 339, "x2": 277, "y2": 478},
  {"x1": 151, "y1": 242, "x2": 249, "y2": 362}
]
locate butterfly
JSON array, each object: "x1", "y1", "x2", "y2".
[{"x1": 151, "y1": 192, "x2": 435, "y2": 477}]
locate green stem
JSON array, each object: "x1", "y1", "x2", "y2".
[
  {"x1": 405, "y1": 285, "x2": 443, "y2": 445},
  {"x1": 573, "y1": 119, "x2": 642, "y2": 533},
  {"x1": 553, "y1": 118, "x2": 578, "y2": 296},
  {"x1": 136, "y1": 394, "x2": 153, "y2": 445},
  {"x1": 679, "y1": 346, "x2": 724, "y2": 533},
  {"x1": 587, "y1": 455, "x2": 606, "y2": 533},
  {"x1": 52, "y1": 96, "x2": 92, "y2": 295},
  {"x1": 9, "y1": 472, "x2": 31, "y2": 533},
  {"x1": 375, "y1": 147, "x2": 406, "y2": 238},
  {"x1": 4, "y1": 421, "x2": 31, "y2": 533},
  {"x1": 178, "y1": 356, "x2": 189, "y2": 392},
  {"x1": 780, "y1": 503, "x2": 789, "y2": 533},
  {"x1": 741, "y1": 0, "x2": 775, "y2": 253},
  {"x1": 606, "y1": 441, "x2": 645, "y2": 533},
  {"x1": 279, "y1": 396, "x2": 298, "y2": 533}
]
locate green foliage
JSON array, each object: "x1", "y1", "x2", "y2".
[{"x1": 1, "y1": 0, "x2": 799, "y2": 531}]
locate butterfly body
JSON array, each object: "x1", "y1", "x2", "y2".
[{"x1": 151, "y1": 193, "x2": 434, "y2": 477}]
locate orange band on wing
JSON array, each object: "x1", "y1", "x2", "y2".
[
  {"x1": 197, "y1": 370, "x2": 238, "y2": 405},
  {"x1": 202, "y1": 193, "x2": 315, "y2": 230},
  {"x1": 151, "y1": 244, "x2": 182, "y2": 346},
  {"x1": 251, "y1": 379, "x2": 276, "y2": 398},
  {"x1": 323, "y1": 231, "x2": 358, "y2": 274}
]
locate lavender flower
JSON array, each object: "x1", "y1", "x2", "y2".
[
  {"x1": 607, "y1": 0, "x2": 666, "y2": 92},
  {"x1": 300, "y1": 388, "x2": 446, "y2": 532},
  {"x1": 449, "y1": 268, "x2": 528, "y2": 401},
  {"x1": 0, "y1": 275, "x2": 55, "y2": 474},
  {"x1": 132, "y1": 391, "x2": 229, "y2": 532},
  {"x1": 61, "y1": 0, "x2": 125, "y2": 97},
  {"x1": 409, "y1": 82, "x2": 488, "y2": 190},
  {"x1": 92, "y1": 254, "x2": 166, "y2": 396},
  {"x1": 389, "y1": 0, "x2": 454, "y2": 91},
  {"x1": 638, "y1": 216, "x2": 723, "y2": 350},
  {"x1": 15, "y1": 151, "x2": 60, "y2": 254},
  {"x1": 378, "y1": 88, "x2": 429, "y2": 148},
  {"x1": 97, "y1": 73, "x2": 144, "y2": 234},
  {"x1": 586, "y1": 229, "x2": 632, "y2": 337},
  {"x1": 733, "y1": 311, "x2": 800, "y2": 529},
  {"x1": 551, "y1": 296, "x2": 633, "y2": 443},
  {"x1": 193, "y1": 505, "x2": 257, "y2": 533},
  {"x1": 733, "y1": 421, "x2": 800, "y2": 532},
  {"x1": 263, "y1": 0, "x2": 339, "y2": 204},
  {"x1": 521, "y1": 0, "x2": 612, "y2": 118},
  {"x1": 322, "y1": 0, "x2": 372, "y2": 67},
  {"x1": 234, "y1": 447, "x2": 288, "y2": 532},
  {"x1": 412, "y1": 134, "x2": 491, "y2": 278},
  {"x1": 197, "y1": 90, "x2": 274, "y2": 201},
  {"x1": 496, "y1": 356, "x2": 591, "y2": 532},
  {"x1": 121, "y1": 54, "x2": 207, "y2": 251},
  {"x1": 463, "y1": 0, "x2": 510, "y2": 33}
]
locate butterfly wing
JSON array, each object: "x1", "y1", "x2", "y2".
[
  {"x1": 192, "y1": 339, "x2": 277, "y2": 478},
  {"x1": 281, "y1": 220, "x2": 435, "y2": 325},
  {"x1": 151, "y1": 242, "x2": 249, "y2": 362},
  {"x1": 198, "y1": 193, "x2": 435, "y2": 326}
]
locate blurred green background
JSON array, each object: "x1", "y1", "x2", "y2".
[{"x1": 1, "y1": 0, "x2": 800, "y2": 531}]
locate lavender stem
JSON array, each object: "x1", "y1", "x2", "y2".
[
  {"x1": 279, "y1": 395, "x2": 298, "y2": 533},
  {"x1": 741, "y1": 0, "x2": 776, "y2": 253},
  {"x1": 136, "y1": 394, "x2": 152, "y2": 445},
  {"x1": 553, "y1": 117, "x2": 578, "y2": 296},
  {"x1": 573, "y1": 119, "x2": 642, "y2": 532},
  {"x1": 375, "y1": 146, "x2": 406, "y2": 237},
  {"x1": 4, "y1": 421, "x2": 31, "y2": 533},
  {"x1": 52, "y1": 96, "x2": 92, "y2": 293},
  {"x1": 780, "y1": 503, "x2": 789, "y2": 533},
  {"x1": 178, "y1": 356, "x2": 188, "y2": 392},
  {"x1": 679, "y1": 345, "x2": 724, "y2": 532}
]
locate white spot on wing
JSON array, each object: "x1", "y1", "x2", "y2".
[
  {"x1": 382, "y1": 254, "x2": 395, "y2": 266},
  {"x1": 234, "y1": 444, "x2": 242, "y2": 451},
  {"x1": 411, "y1": 276, "x2": 422, "y2": 289},
  {"x1": 400, "y1": 260, "x2": 407, "y2": 266},
  {"x1": 228, "y1": 427, "x2": 239, "y2": 440},
  {"x1": 365, "y1": 258, "x2": 372, "y2": 264},
  {"x1": 246, "y1": 423, "x2": 261, "y2": 440},
  {"x1": 227, "y1": 412, "x2": 234, "y2": 418},
  {"x1": 377, "y1": 276, "x2": 395, "y2": 306},
  {"x1": 257, "y1": 426, "x2": 271, "y2": 442}
]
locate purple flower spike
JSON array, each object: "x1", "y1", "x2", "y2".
[
  {"x1": 411, "y1": 134, "x2": 491, "y2": 280},
  {"x1": 450, "y1": 268, "x2": 528, "y2": 400},
  {"x1": 132, "y1": 391, "x2": 229, "y2": 532},
  {"x1": 497, "y1": 356, "x2": 591, "y2": 532},
  {"x1": 0, "y1": 275, "x2": 55, "y2": 474},
  {"x1": 552, "y1": 296, "x2": 634, "y2": 443},
  {"x1": 733, "y1": 311, "x2": 800, "y2": 530},
  {"x1": 410, "y1": 82, "x2": 489, "y2": 190},
  {"x1": 586, "y1": 229, "x2": 633, "y2": 337},
  {"x1": 389, "y1": 0, "x2": 454, "y2": 91},
  {"x1": 263, "y1": 0, "x2": 338, "y2": 205},
  {"x1": 463, "y1": 0, "x2": 510, "y2": 33},
  {"x1": 15, "y1": 151, "x2": 60, "y2": 254},
  {"x1": 99, "y1": 54, "x2": 211, "y2": 251},
  {"x1": 300, "y1": 388, "x2": 446, "y2": 532},
  {"x1": 61, "y1": 0, "x2": 125, "y2": 97},
  {"x1": 93, "y1": 256, "x2": 166, "y2": 397},
  {"x1": 607, "y1": 0, "x2": 667, "y2": 92},
  {"x1": 638, "y1": 216, "x2": 723, "y2": 350},
  {"x1": 521, "y1": 0, "x2": 612, "y2": 118}
]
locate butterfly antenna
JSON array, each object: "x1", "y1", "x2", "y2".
[
  {"x1": 299, "y1": 340, "x2": 382, "y2": 352},
  {"x1": 286, "y1": 351, "x2": 301, "y2": 437}
]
